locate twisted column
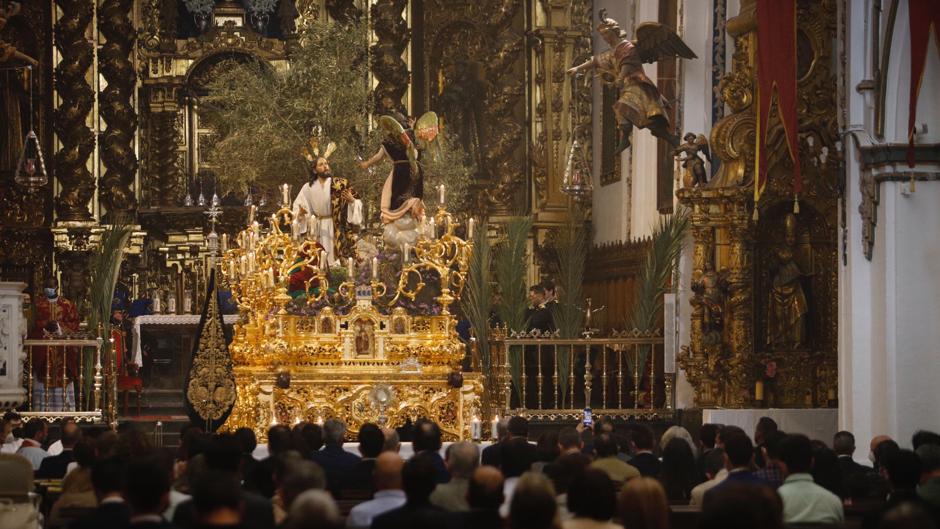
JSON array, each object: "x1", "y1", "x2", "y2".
[
  {"x1": 53, "y1": 0, "x2": 95, "y2": 221},
  {"x1": 98, "y1": 0, "x2": 138, "y2": 218},
  {"x1": 370, "y1": 0, "x2": 409, "y2": 114}
]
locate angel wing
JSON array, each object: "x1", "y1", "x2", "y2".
[
  {"x1": 378, "y1": 114, "x2": 419, "y2": 173},
  {"x1": 414, "y1": 111, "x2": 442, "y2": 161},
  {"x1": 632, "y1": 22, "x2": 697, "y2": 64},
  {"x1": 695, "y1": 134, "x2": 711, "y2": 162}
]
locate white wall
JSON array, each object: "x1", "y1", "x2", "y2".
[{"x1": 839, "y1": 0, "x2": 940, "y2": 449}]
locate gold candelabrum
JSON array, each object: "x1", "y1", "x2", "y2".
[{"x1": 217, "y1": 188, "x2": 481, "y2": 441}]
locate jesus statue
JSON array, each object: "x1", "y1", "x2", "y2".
[{"x1": 292, "y1": 155, "x2": 363, "y2": 265}]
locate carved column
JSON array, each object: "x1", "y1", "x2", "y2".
[
  {"x1": 725, "y1": 204, "x2": 754, "y2": 407},
  {"x1": 98, "y1": 0, "x2": 139, "y2": 220},
  {"x1": 143, "y1": 83, "x2": 183, "y2": 207},
  {"x1": 53, "y1": 0, "x2": 95, "y2": 221},
  {"x1": 370, "y1": 0, "x2": 408, "y2": 115}
]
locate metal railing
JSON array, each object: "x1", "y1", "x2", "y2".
[
  {"x1": 21, "y1": 337, "x2": 108, "y2": 423},
  {"x1": 489, "y1": 330, "x2": 671, "y2": 420}
]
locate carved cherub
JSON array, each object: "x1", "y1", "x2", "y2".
[{"x1": 673, "y1": 133, "x2": 711, "y2": 187}]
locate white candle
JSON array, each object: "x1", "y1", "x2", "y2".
[
  {"x1": 490, "y1": 415, "x2": 499, "y2": 441},
  {"x1": 372, "y1": 257, "x2": 379, "y2": 279},
  {"x1": 222, "y1": 234, "x2": 229, "y2": 253},
  {"x1": 438, "y1": 184, "x2": 445, "y2": 204},
  {"x1": 471, "y1": 416, "x2": 482, "y2": 441},
  {"x1": 347, "y1": 257, "x2": 354, "y2": 279},
  {"x1": 240, "y1": 255, "x2": 248, "y2": 275},
  {"x1": 268, "y1": 267, "x2": 275, "y2": 288},
  {"x1": 403, "y1": 243, "x2": 410, "y2": 263},
  {"x1": 248, "y1": 251, "x2": 256, "y2": 271},
  {"x1": 319, "y1": 250, "x2": 327, "y2": 267},
  {"x1": 228, "y1": 260, "x2": 236, "y2": 279},
  {"x1": 429, "y1": 217, "x2": 436, "y2": 239},
  {"x1": 281, "y1": 183, "x2": 290, "y2": 206},
  {"x1": 467, "y1": 218, "x2": 475, "y2": 239}
]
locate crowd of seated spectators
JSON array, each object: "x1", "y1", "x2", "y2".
[{"x1": 1, "y1": 409, "x2": 940, "y2": 529}]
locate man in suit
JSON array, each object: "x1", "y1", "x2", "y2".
[
  {"x1": 480, "y1": 417, "x2": 509, "y2": 467},
  {"x1": 695, "y1": 423, "x2": 720, "y2": 480},
  {"x1": 311, "y1": 419, "x2": 360, "y2": 496},
  {"x1": 36, "y1": 419, "x2": 81, "y2": 479},
  {"x1": 173, "y1": 434, "x2": 274, "y2": 529},
  {"x1": 626, "y1": 424, "x2": 661, "y2": 477},
  {"x1": 248, "y1": 425, "x2": 291, "y2": 498},
  {"x1": 71, "y1": 457, "x2": 130, "y2": 529},
  {"x1": 371, "y1": 452, "x2": 448, "y2": 529},
  {"x1": 704, "y1": 429, "x2": 767, "y2": 504},
  {"x1": 413, "y1": 419, "x2": 449, "y2": 484},
  {"x1": 124, "y1": 455, "x2": 178, "y2": 529},
  {"x1": 834, "y1": 430, "x2": 874, "y2": 499},
  {"x1": 345, "y1": 422, "x2": 384, "y2": 491},
  {"x1": 454, "y1": 466, "x2": 504, "y2": 529}
]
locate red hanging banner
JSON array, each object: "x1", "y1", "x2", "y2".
[
  {"x1": 907, "y1": 0, "x2": 940, "y2": 167},
  {"x1": 754, "y1": 0, "x2": 801, "y2": 216}
]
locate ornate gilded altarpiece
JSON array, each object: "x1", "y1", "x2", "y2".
[{"x1": 677, "y1": 0, "x2": 840, "y2": 408}]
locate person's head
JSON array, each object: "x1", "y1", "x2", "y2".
[
  {"x1": 374, "y1": 451, "x2": 404, "y2": 491},
  {"x1": 91, "y1": 456, "x2": 124, "y2": 501},
  {"x1": 618, "y1": 477, "x2": 670, "y2": 529},
  {"x1": 528, "y1": 285, "x2": 546, "y2": 306},
  {"x1": 661, "y1": 436, "x2": 696, "y2": 488},
  {"x1": 912, "y1": 430, "x2": 940, "y2": 451},
  {"x1": 541, "y1": 280, "x2": 556, "y2": 301},
  {"x1": 870, "y1": 435, "x2": 893, "y2": 464},
  {"x1": 468, "y1": 466, "x2": 505, "y2": 510},
  {"x1": 122, "y1": 455, "x2": 172, "y2": 515},
  {"x1": 536, "y1": 432, "x2": 560, "y2": 463},
  {"x1": 279, "y1": 459, "x2": 326, "y2": 509},
  {"x1": 754, "y1": 417, "x2": 778, "y2": 446},
  {"x1": 558, "y1": 426, "x2": 583, "y2": 454},
  {"x1": 501, "y1": 437, "x2": 534, "y2": 478},
  {"x1": 413, "y1": 419, "x2": 442, "y2": 452},
  {"x1": 703, "y1": 448, "x2": 726, "y2": 480},
  {"x1": 883, "y1": 449, "x2": 922, "y2": 491},
  {"x1": 204, "y1": 433, "x2": 243, "y2": 476},
  {"x1": 778, "y1": 434, "x2": 813, "y2": 476},
  {"x1": 268, "y1": 424, "x2": 293, "y2": 454},
  {"x1": 402, "y1": 451, "x2": 439, "y2": 504},
  {"x1": 660, "y1": 425, "x2": 698, "y2": 458},
  {"x1": 761, "y1": 430, "x2": 787, "y2": 469},
  {"x1": 568, "y1": 467, "x2": 616, "y2": 521},
  {"x1": 73, "y1": 439, "x2": 96, "y2": 469},
  {"x1": 322, "y1": 419, "x2": 346, "y2": 447},
  {"x1": 61, "y1": 419, "x2": 81, "y2": 449},
  {"x1": 629, "y1": 424, "x2": 655, "y2": 452},
  {"x1": 494, "y1": 416, "x2": 511, "y2": 443},
  {"x1": 357, "y1": 423, "x2": 384, "y2": 459},
  {"x1": 700, "y1": 423, "x2": 720, "y2": 451},
  {"x1": 507, "y1": 416, "x2": 529, "y2": 439},
  {"x1": 286, "y1": 489, "x2": 341, "y2": 529},
  {"x1": 311, "y1": 157, "x2": 332, "y2": 180},
  {"x1": 879, "y1": 502, "x2": 938, "y2": 529},
  {"x1": 234, "y1": 427, "x2": 257, "y2": 456},
  {"x1": 43, "y1": 277, "x2": 58, "y2": 298},
  {"x1": 301, "y1": 423, "x2": 323, "y2": 453},
  {"x1": 381, "y1": 427, "x2": 400, "y2": 453},
  {"x1": 875, "y1": 438, "x2": 901, "y2": 470},
  {"x1": 509, "y1": 472, "x2": 557, "y2": 529},
  {"x1": 445, "y1": 441, "x2": 479, "y2": 480},
  {"x1": 916, "y1": 443, "x2": 940, "y2": 480},
  {"x1": 716, "y1": 425, "x2": 745, "y2": 448},
  {"x1": 833, "y1": 430, "x2": 856, "y2": 456},
  {"x1": 546, "y1": 452, "x2": 590, "y2": 495},
  {"x1": 810, "y1": 440, "x2": 845, "y2": 498},
  {"x1": 698, "y1": 482, "x2": 783, "y2": 529},
  {"x1": 722, "y1": 430, "x2": 754, "y2": 470},
  {"x1": 193, "y1": 470, "x2": 242, "y2": 525},
  {"x1": 23, "y1": 419, "x2": 46, "y2": 442},
  {"x1": 594, "y1": 432, "x2": 619, "y2": 458}
]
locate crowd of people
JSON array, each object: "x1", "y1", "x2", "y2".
[{"x1": 2, "y1": 409, "x2": 939, "y2": 529}]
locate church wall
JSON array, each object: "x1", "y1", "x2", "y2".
[
  {"x1": 629, "y1": 0, "x2": 662, "y2": 240},
  {"x1": 840, "y1": 0, "x2": 940, "y2": 448}
]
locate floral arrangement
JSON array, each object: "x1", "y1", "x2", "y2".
[
  {"x1": 245, "y1": 0, "x2": 278, "y2": 14},
  {"x1": 183, "y1": 0, "x2": 216, "y2": 15}
]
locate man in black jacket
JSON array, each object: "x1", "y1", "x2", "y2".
[
  {"x1": 71, "y1": 457, "x2": 130, "y2": 529},
  {"x1": 311, "y1": 419, "x2": 361, "y2": 496},
  {"x1": 371, "y1": 452, "x2": 448, "y2": 529},
  {"x1": 834, "y1": 430, "x2": 875, "y2": 499},
  {"x1": 627, "y1": 424, "x2": 661, "y2": 477},
  {"x1": 125, "y1": 456, "x2": 178, "y2": 529},
  {"x1": 36, "y1": 420, "x2": 81, "y2": 479}
]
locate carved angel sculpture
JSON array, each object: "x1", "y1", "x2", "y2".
[
  {"x1": 0, "y1": 2, "x2": 38, "y2": 66},
  {"x1": 567, "y1": 9, "x2": 696, "y2": 153},
  {"x1": 674, "y1": 132, "x2": 711, "y2": 187}
]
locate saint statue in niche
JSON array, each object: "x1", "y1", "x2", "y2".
[
  {"x1": 767, "y1": 213, "x2": 810, "y2": 350},
  {"x1": 354, "y1": 320, "x2": 374, "y2": 357}
]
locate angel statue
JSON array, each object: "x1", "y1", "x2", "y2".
[
  {"x1": 360, "y1": 111, "x2": 441, "y2": 248},
  {"x1": 567, "y1": 10, "x2": 697, "y2": 154},
  {"x1": 1, "y1": 2, "x2": 38, "y2": 66},
  {"x1": 674, "y1": 133, "x2": 711, "y2": 187}
]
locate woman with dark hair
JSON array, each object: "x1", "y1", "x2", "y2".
[
  {"x1": 810, "y1": 440, "x2": 846, "y2": 499},
  {"x1": 564, "y1": 468, "x2": 619, "y2": 529},
  {"x1": 660, "y1": 436, "x2": 696, "y2": 502}
]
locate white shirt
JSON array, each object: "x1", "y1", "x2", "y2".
[
  {"x1": 47, "y1": 439, "x2": 63, "y2": 456},
  {"x1": 778, "y1": 473, "x2": 844, "y2": 524},
  {"x1": 690, "y1": 468, "x2": 729, "y2": 506},
  {"x1": 292, "y1": 178, "x2": 362, "y2": 265},
  {"x1": 345, "y1": 489, "x2": 406, "y2": 529},
  {"x1": 1, "y1": 435, "x2": 23, "y2": 454},
  {"x1": 17, "y1": 440, "x2": 48, "y2": 470}
]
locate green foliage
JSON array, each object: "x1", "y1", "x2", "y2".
[
  {"x1": 550, "y1": 207, "x2": 589, "y2": 406},
  {"x1": 422, "y1": 133, "x2": 474, "y2": 217},
  {"x1": 460, "y1": 220, "x2": 494, "y2": 414},
  {"x1": 627, "y1": 212, "x2": 689, "y2": 376},
  {"x1": 495, "y1": 216, "x2": 532, "y2": 402}
]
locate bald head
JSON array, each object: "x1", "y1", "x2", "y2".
[
  {"x1": 468, "y1": 466, "x2": 505, "y2": 510},
  {"x1": 374, "y1": 452, "x2": 404, "y2": 491},
  {"x1": 446, "y1": 441, "x2": 480, "y2": 479}
]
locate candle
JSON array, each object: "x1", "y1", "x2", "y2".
[
  {"x1": 221, "y1": 234, "x2": 228, "y2": 253},
  {"x1": 471, "y1": 416, "x2": 482, "y2": 441},
  {"x1": 281, "y1": 183, "x2": 290, "y2": 206},
  {"x1": 403, "y1": 243, "x2": 410, "y2": 263},
  {"x1": 228, "y1": 260, "x2": 236, "y2": 279},
  {"x1": 347, "y1": 257, "x2": 354, "y2": 279},
  {"x1": 490, "y1": 415, "x2": 499, "y2": 441},
  {"x1": 372, "y1": 257, "x2": 379, "y2": 279},
  {"x1": 827, "y1": 388, "x2": 836, "y2": 402},
  {"x1": 438, "y1": 184, "x2": 445, "y2": 204},
  {"x1": 319, "y1": 250, "x2": 327, "y2": 267},
  {"x1": 248, "y1": 204, "x2": 257, "y2": 225},
  {"x1": 428, "y1": 217, "x2": 436, "y2": 239},
  {"x1": 755, "y1": 380, "x2": 764, "y2": 401},
  {"x1": 268, "y1": 267, "x2": 275, "y2": 288},
  {"x1": 248, "y1": 251, "x2": 256, "y2": 272},
  {"x1": 240, "y1": 255, "x2": 248, "y2": 275},
  {"x1": 468, "y1": 217, "x2": 475, "y2": 239},
  {"x1": 252, "y1": 221, "x2": 260, "y2": 237}
]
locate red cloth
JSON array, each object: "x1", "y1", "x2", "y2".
[
  {"x1": 29, "y1": 296, "x2": 80, "y2": 385},
  {"x1": 755, "y1": 0, "x2": 801, "y2": 203},
  {"x1": 907, "y1": 0, "x2": 940, "y2": 167}
]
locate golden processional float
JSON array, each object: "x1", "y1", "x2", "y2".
[{"x1": 217, "y1": 186, "x2": 483, "y2": 441}]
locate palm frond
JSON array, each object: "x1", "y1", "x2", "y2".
[
  {"x1": 550, "y1": 208, "x2": 588, "y2": 406},
  {"x1": 495, "y1": 216, "x2": 532, "y2": 402},
  {"x1": 460, "y1": 220, "x2": 494, "y2": 415}
]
